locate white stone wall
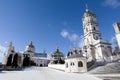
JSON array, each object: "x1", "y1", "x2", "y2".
[
  {"x1": 65, "y1": 58, "x2": 87, "y2": 73},
  {"x1": 48, "y1": 64, "x2": 65, "y2": 71},
  {"x1": 32, "y1": 57, "x2": 49, "y2": 67}
]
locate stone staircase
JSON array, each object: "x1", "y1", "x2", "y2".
[{"x1": 89, "y1": 62, "x2": 120, "y2": 74}]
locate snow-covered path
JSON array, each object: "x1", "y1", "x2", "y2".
[{"x1": 0, "y1": 67, "x2": 101, "y2": 80}]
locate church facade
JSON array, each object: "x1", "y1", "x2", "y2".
[
  {"x1": 2, "y1": 41, "x2": 50, "y2": 68},
  {"x1": 2, "y1": 42, "x2": 23, "y2": 68}
]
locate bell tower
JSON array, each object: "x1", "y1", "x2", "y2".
[
  {"x1": 82, "y1": 5, "x2": 112, "y2": 62},
  {"x1": 82, "y1": 5, "x2": 101, "y2": 46}
]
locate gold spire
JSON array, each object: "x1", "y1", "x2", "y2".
[
  {"x1": 69, "y1": 49, "x2": 73, "y2": 55},
  {"x1": 86, "y1": 4, "x2": 89, "y2": 12},
  {"x1": 73, "y1": 42, "x2": 77, "y2": 51}
]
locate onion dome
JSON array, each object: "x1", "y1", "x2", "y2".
[
  {"x1": 73, "y1": 47, "x2": 78, "y2": 54},
  {"x1": 67, "y1": 49, "x2": 73, "y2": 57},
  {"x1": 28, "y1": 41, "x2": 34, "y2": 48},
  {"x1": 70, "y1": 49, "x2": 73, "y2": 55},
  {"x1": 78, "y1": 48, "x2": 82, "y2": 53},
  {"x1": 67, "y1": 47, "x2": 84, "y2": 58},
  {"x1": 78, "y1": 48, "x2": 83, "y2": 57},
  {"x1": 25, "y1": 41, "x2": 35, "y2": 53},
  {"x1": 51, "y1": 46, "x2": 64, "y2": 58}
]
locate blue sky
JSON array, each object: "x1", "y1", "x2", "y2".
[{"x1": 0, "y1": 0, "x2": 120, "y2": 61}]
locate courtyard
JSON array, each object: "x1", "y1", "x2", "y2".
[{"x1": 0, "y1": 67, "x2": 101, "y2": 80}]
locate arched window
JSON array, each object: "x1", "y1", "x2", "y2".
[
  {"x1": 40, "y1": 64, "x2": 43, "y2": 67},
  {"x1": 78, "y1": 61, "x2": 83, "y2": 67},
  {"x1": 66, "y1": 63, "x2": 68, "y2": 68},
  {"x1": 23, "y1": 55, "x2": 30, "y2": 67},
  {"x1": 73, "y1": 63, "x2": 75, "y2": 66},
  {"x1": 12, "y1": 53, "x2": 18, "y2": 68},
  {"x1": 6, "y1": 54, "x2": 13, "y2": 66},
  {"x1": 93, "y1": 27, "x2": 96, "y2": 31}
]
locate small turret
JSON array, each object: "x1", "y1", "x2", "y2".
[{"x1": 8, "y1": 41, "x2": 14, "y2": 53}]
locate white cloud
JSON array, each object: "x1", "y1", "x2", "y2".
[
  {"x1": 61, "y1": 29, "x2": 69, "y2": 38},
  {"x1": 102, "y1": 0, "x2": 120, "y2": 8},
  {"x1": 61, "y1": 29, "x2": 79, "y2": 42},
  {"x1": 61, "y1": 29, "x2": 84, "y2": 47},
  {"x1": 69, "y1": 34, "x2": 79, "y2": 42},
  {"x1": 0, "y1": 44, "x2": 7, "y2": 62}
]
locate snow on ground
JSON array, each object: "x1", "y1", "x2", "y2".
[
  {"x1": 89, "y1": 62, "x2": 120, "y2": 74},
  {"x1": 0, "y1": 67, "x2": 102, "y2": 80}
]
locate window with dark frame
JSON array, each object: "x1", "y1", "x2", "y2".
[{"x1": 78, "y1": 61, "x2": 83, "y2": 67}]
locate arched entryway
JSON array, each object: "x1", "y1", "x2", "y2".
[
  {"x1": 12, "y1": 53, "x2": 18, "y2": 68},
  {"x1": 6, "y1": 54, "x2": 13, "y2": 66},
  {"x1": 40, "y1": 64, "x2": 43, "y2": 67},
  {"x1": 23, "y1": 55, "x2": 30, "y2": 67}
]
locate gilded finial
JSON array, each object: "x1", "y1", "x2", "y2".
[{"x1": 86, "y1": 4, "x2": 89, "y2": 11}]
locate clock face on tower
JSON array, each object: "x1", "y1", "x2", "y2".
[{"x1": 93, "y1": 34, "x2": 98, "y2": 40}]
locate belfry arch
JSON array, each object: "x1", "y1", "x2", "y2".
[
  {"x1": 23, "y1": 54, "x2": 30, "y2": 67},
  {"x1": 12, "y1": 53, "x2": 18, "y2": 68},
  {"x1": 6, "y1": 54, "x2": 13, "y2": 66}
]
